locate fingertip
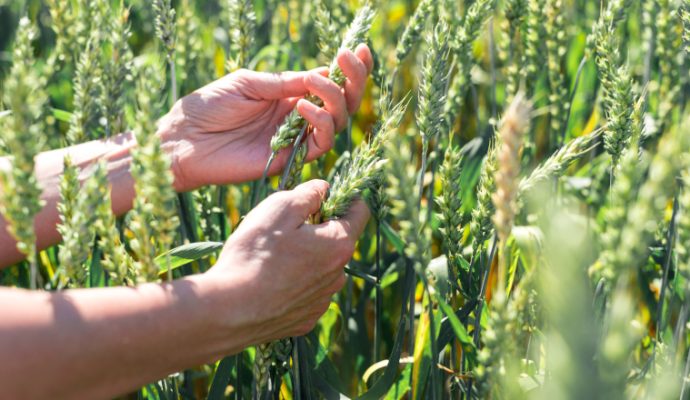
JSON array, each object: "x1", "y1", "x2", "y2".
[
  {"x1": 295, "y1": 179, "x2": 330, "y2": 196},
  {"x1": 310, "y1": 66, "x2": 330, "y2": 78},
  {"x1": 354, "y1": 44, "x2": 374, "y2": 74}
]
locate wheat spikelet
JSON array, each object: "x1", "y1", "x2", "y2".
[
  {"x1": 492, "y1": 94, "x2": 531, "y2": 295},
  {"x1": 474, "y1": 293, "x2": 519, "y2": 398},
  {"x1": 599, "y1": 122, "x2": 689, "y2": 289},
  {"x1": 385, "y1": 137, "x2": 431, "y2": 270},
  {"x1": 519, "y1": 130, "x2": 601, "y2": 195},
  {"x1": 654, "y1": 0, "x2": 682, "y2": 127},
  {"x1": 282, "y1": 142, "x2": 308, "y2": 191}
]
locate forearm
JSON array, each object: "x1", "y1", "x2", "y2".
[
  {"x1": 0, "y1": 273, "x2": 250, "y2": 399},
  {"x1": 0, "y1": 133, "x2": 138, "y2": 267}
]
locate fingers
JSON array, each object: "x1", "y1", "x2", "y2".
[
  {"x1": 233, "y1": 69, "x2": 311, "y2": 100},
  {"x1": 303, "y1": 72, "x2": 349, "y2": 132},
  {"x1": 337, "y1": 44, "x2": 374, "y2": 114},
  {"x1": 296, "y1": 100, "x2": 335, "y2": 158}
]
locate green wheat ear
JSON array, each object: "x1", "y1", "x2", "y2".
[
  {"x1": 0, "y1": 17, "x2": 47, "y2": 289},
  {"x1": 57, "y1": 160, "x2": 108, "y2": 288},
  {"x1": 129, "y1": 64, "x2": 179, "y2": 283},
  {"x1": 321, "y1": 99, "x2": 407, "y2": 221}
]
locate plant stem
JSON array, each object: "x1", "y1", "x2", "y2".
[
  {"x1": 279, "y1": 125, "x2": 309, "y2": 191},
  {"x1": 29, "y1": 246, "x2": 37, "y2": 290},
  {"x1": 562, "y1": 55, "x2": 587, "y2": 146},
  {"x1": 374, "y1": 220, "x2": 382, "y2": 362}
]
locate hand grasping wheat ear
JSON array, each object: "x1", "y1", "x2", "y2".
[{"x1": 258, "y1": 3, "x2": 377, "y2": 197}]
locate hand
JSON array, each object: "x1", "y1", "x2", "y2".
[
  {"x1": 158, "y1": 45, "x2": 374, "y2": 192},
  {"x1": 204, "y1": 180, "x2": 369, "y2": 342}
]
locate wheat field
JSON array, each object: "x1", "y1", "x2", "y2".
[{"x1": 1, "y1": 0, "x2": 690, "y2": 398}]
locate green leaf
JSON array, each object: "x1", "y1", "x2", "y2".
[
  {"x1": 156, "y1": 241, "x2": 224, "y2": 274},
  {"x1": 385, "y1": 364, "x2": 412, "y2": 399},
  {"x1": 208, "y1": 356, "x2": 235, "y2": 400},
  {"x1": 381, "y1": 221, "x2": 405, "y2": 255},
  {"x1": 50, "y1": 108, "x2": 72, "y2": 123},
  {"x1": 436, "y1": 295, "x2": 476, "y2": 350}
]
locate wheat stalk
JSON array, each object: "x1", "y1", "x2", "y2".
[
  {"x1": 67, "y1": 37, "x2": 102, "y2": 144},
  {"x1": 590, "y1": 0, "x2": 636, "y2": 168},
  {"x1": 501, "y1": 0, "x2": 528, "y2": 100},
  {"x1": 446, "y1": 0, "x2": 495, "y2": 127},
  {"x1": 226, "y1": 0, "x2": 256, "y2": 71},
  {"x1": 395, "y1": 0, "x2": 433, "y2": 63},
  {"x1": 416, "y1": 23, "x2": 450, "y2": 202},
  {"x1": 683, "y1": 1, "x2": 690, "y2": 56},
  {"x1": 436, "y1": 142, "x2": 464, "y2": 289},
  {"x1": 544, "y1": 0, "x2": 569, "y2": 147},
  {"x1": 492, "y1": 94, "x2": 531, "y2": 293},
  {"x1": 314, "y1": 1, "x2": 340, "y2": 63},
  {"x1": 100, "y1": 4, "x2": 133, "y2": 137},
  {"x1": 520, "y1": 0, "x2": 546, "y2": 96}
]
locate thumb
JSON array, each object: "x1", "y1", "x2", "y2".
[
  {"x1": 303, "y1": 199, "x2": 371, "y2": 244},
  {"x1": 330, "y1": 199, "x2": 370, "y2": 238},
  {"x1": 282, "y1": 180, "x2": 330, "y2": 225}
]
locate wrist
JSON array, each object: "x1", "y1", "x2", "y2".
[{"x1": 193, "y1": 267, "x2": 262, "y2": 353}]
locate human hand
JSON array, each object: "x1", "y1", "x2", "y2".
[
  {"x1": 203, "y1": 180, "x2": 369, "y2": 343},
  {"x1": 158, "y1": 45, "x2": 373, "y2": 192}
]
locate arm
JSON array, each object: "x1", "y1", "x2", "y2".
[
  {"x1": 0, "y1": 181, "x2": 370, "y2": 399},
  {"x1": 0, "y1": 133, "x2": 139, "y2": 267}
]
